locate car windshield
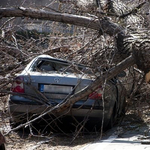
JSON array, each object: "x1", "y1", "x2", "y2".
[{"x1": 31, "y1": 58, "x2": 92, "y2": 74}]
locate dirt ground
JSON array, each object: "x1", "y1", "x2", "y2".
[{"x1": 0, "y1": 95, "x2": 150, "y2": 150}]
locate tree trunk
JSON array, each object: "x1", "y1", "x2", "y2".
[{"x1": 0, "y1": 7, "x2": 123, "y2": 36}]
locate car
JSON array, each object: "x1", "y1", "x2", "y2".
[{"x1": 8, "y1": 55, "x2": 126, "y2": 131}]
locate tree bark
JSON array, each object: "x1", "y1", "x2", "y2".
[{"x1": 0, "y1": 7, "x2": 124, "y2": 36}]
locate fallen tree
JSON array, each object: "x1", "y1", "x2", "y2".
[
  {"x1": 0, "y1": 7, "x2": 123, "y2": 36},
  {"x1": 0, "y1": 0, "x2": 150, "y2": 131},
  {"x1": 7, "y1": 55, "x2": 134, "y2": 132}
]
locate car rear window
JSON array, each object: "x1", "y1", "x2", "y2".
[{"x1": 31, "y1": 58, "x2": 91, "y2": 74}]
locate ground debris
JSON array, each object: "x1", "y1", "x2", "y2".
[{"x1": 27, "y1": 139, "x2": 51, "y2": 150}]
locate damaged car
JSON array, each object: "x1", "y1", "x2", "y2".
[{"x1": 8, "y1": 55, "x2": 126, "y2": 131}]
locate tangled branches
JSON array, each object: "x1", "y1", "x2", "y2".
[{"x1": 0, "y1": 0, "x2": 150, "y2": 142}]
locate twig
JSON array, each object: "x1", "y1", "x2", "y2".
[
  {"x1": 0, "y1": 17, "x2": 15, "y2": 29},
  {"x1": 119, "y1": 1, "x2": 146, "y2": 18},
  {"x1": 27, "y1": 139, "x2": 52, "y2": 150}
]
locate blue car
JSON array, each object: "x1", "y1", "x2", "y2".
[{"x1": 9, "y1": 55, "x2": 126, "y2": 130}]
